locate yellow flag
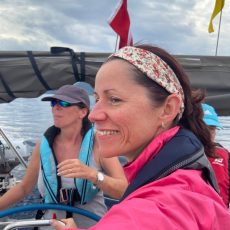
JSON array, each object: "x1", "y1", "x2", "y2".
[{"x1": 208, "y1": 0, "x2": 225, "y2": 33}]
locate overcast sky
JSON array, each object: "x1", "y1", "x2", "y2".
[{"x1": 0, "y1": 0, "x2": 229, "y2": 55}]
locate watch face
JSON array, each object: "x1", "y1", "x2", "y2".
[{"x1": 98, "y1": 172, "x2": 104, "y2": 181}]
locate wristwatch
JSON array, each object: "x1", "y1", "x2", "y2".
[{"x1": 96, "y1": 171, "x2": 105, "y2": 184}]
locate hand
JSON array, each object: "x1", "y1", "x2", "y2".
[
  {"x1": 57, "y1": 159, "x2": 97, "y2": 182},
  {"x1": 51, "y1": 218, "x2": 77, "y2": 230}
]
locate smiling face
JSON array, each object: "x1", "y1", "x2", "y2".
[{"x1": 89, "y1": 59, "x2": 165, "y2": 161}]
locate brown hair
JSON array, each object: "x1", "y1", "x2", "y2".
[
  {"x1": 76, "y1": 102, "x2": 92, "y2": 136},
  {"x1": 109, "y1": 44, "x2": 215, "y2": 157}
]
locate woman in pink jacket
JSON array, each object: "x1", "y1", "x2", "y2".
[{"x1": 52, "y1": 45, "x2": 230, "y2": 229}]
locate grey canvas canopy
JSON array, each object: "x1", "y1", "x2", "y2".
[{"x1": 0, "y1": 47, "x2": 229, "y2": 115}]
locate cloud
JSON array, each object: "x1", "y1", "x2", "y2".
[{"x1": 0, "y1": 0, "x2": 229, "y2": 55}]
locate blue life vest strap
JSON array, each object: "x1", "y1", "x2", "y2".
[{"x1": 75, "y1": 127, "x2": 99, "y2": 204}]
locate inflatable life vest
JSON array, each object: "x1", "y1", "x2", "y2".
[{"x1": 40, "y1": 126, "x2": 98, "y2": 205}]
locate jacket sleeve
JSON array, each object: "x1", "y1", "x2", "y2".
[
  {"x1": 76, "y1": 170, "x2": 230, "y2": 230},
  {"x1": 86, "y1": 199, "x2": 183, "y2": 230}
]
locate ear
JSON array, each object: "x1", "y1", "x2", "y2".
[
  {"x1": 160, "y1": 94, "x2": 181, "y2": 125},
  {"x1": 79, "y1": 107, "x2": 89, "y2": 119}
]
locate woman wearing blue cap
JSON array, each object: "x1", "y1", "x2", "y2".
[
  {"x1": 202, "y1": 103, "x2": 230, "y2": 208},
  {"x1": 0, "y1": 84, "x2": 128, "y2": 229}
]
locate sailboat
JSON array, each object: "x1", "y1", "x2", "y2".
[{"x1": 0, "y1": 46, "x2": 230, "y2": 229}]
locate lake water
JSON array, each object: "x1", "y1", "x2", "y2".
[{"x1": 0, "y1": 96, "x2": 230, "y2": 219}]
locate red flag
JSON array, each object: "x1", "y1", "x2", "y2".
[{"x1": 108, "y1": 0, "x2": 133, "y2": 49}]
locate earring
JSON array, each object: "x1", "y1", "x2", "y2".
[{"x1": 161, "y1": 121, "x2": 166, "y2": 129}]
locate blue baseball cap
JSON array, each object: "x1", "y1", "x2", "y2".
[{"x1": 202, "y1": 103, "x2": 222, "y2": 129}]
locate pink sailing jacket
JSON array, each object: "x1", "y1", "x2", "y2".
[
  {"x1": 76, "y1": 127, "x2": 230, "y2": 229},
  {"x1": 88, "y1": 169, "x2": 230, "y2": 230}
]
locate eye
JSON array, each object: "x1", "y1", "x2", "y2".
[
  {"x1": 110, "y1": 97, "x2": 122, "y2": 105},
  {"x1": 93, "y1": 92, "x2": 99, "y2": 103},
  {"x1": 94, "y1": 96, "x2": 99, "y2": 103}
]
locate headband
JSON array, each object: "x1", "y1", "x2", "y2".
[{"x1": 109, "y1": 46, "x2": 185, "y2": 118}]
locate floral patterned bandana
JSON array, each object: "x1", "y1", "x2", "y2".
[{"x1": 109, "y1": 46, "x2": 185, "y2": 118}]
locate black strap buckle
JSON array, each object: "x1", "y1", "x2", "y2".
[{"x1": 59, "y1": 188, "x2": 81, "y2": 205}]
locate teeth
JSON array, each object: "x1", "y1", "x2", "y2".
[{"x1": 97, "y1": 130, "x2": 118, "y2": 136}]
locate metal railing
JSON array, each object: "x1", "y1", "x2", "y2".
[
  {"x1": 0, "y1": 128, "x2": 27, "y2": 169},
  {"x1": 0, "y1": 219, "x2": 64, "y2": 230}
]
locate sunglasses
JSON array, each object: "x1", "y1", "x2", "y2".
[{"x1": 50, "y1": 100, "x2": 75, "y2": 108}]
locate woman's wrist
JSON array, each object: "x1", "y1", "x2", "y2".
[
  {"x1": 91, "y1": 171, "x2": 105, "y2": 187},
  {"x1": 95, "y1": 171, "x2": 105, "y2": 186},
  {"x1": 89, "y1": 169, "x2": 98, "y2": 184}
]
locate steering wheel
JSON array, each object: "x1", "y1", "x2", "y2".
[{"x1": 0, "y1": 203, "x2": 101, "y2": 222}]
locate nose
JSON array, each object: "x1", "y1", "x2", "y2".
[
  {"x1": 52, "y1": 104, "x2": 62, "y2": 111},
  {"x1": 89, "y1": 103, "x2": 107, "y2": 123}
]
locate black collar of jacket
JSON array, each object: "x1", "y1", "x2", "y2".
[{"x1": 121, "y1": 128, "x2": 219, "y2": 201}]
